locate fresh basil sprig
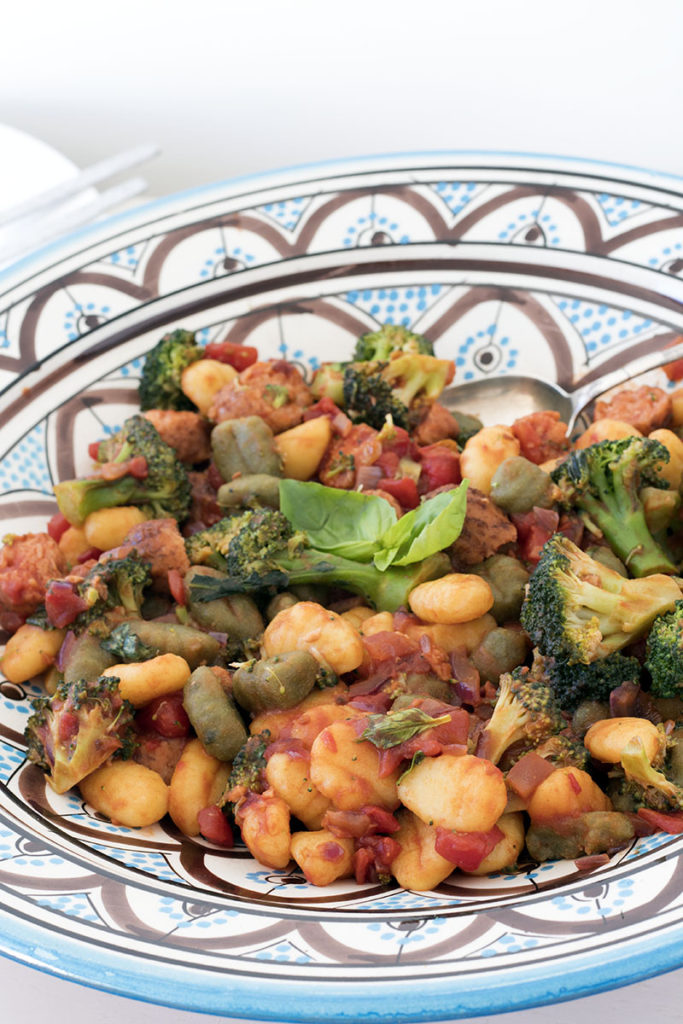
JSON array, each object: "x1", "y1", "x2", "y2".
[{"x1": 360, "y1": 707, "x2": 452, "y2": 749}]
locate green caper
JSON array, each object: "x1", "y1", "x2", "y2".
[
  {"x1": 572, "y1": 700, "x2": 610, "y2": 737},
  {"x1": 470, "y1": 554, "x2": 529, "y2": 624},
  {"x1": 211, "y1": 416, "x2": 282, "y2": 481},
  {"x1": 183, "y1": 666, "x2": 248, "y2": 761},
  {"x1": 232, "y1": 651, "x2": 319, "y2": 713},
  {"x1": 451, "y1": 410, "x2": 483, "y2": 445},
  {"x1": 185, "y1": 566, "x2": 264, "y2": 639},
  {"x1": 391, "y1": 673, "x2": 452, "y2": 704},
  {"x1": 490, "y1": 456, "x2": 553, "y2": 514},
  {"x1": 121, "y1": 619, "x2": 222, "y2": 668},
  {"x1": 471, "y1": 627, "x2": 528, "y2": 683},
  {"x1": 217, "y1": 473, "x2": 281, "y2": 510}
]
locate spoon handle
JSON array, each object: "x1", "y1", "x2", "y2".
[{"x1": 568, "y1": 337, "x2": 683, "y2": 431}]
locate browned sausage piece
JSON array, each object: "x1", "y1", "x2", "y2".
[
  {"x1": 105, "y1": 518, "x2": 190, "y2": 591},
  {"x1": 209, "y1": 360, "x2": 313, "y2": 434},
  {"x1": 143, "y1": 410, "x2": 211, "y2": 464},
  {"x1": 0, "y1": 533, "x2": 67, "y2": 627},
  {"x1": 451, "y1": 488, "x2": 517, "y2": 567},
  {"x1": 413, "y1": 402, "x2": 459, "y2": 445},
  {"x1": 593, "y1": 385, "x2": 672, "y2": 435}
]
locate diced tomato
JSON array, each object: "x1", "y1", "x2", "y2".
[
  {"x1": 204, "y1": 340, "x2": 258, "y2": 372},
  {"x1": 353, "y1": 834, "x2": 401, "y2": 883},
  {"x1": 168, "y1": 568, "x2": 186, "y2": 606},
  {"x1": 47, "y1": 512, "x2": 71, "y2": 543},
  {"x1": 136, "y1": 693, "x2": 191, "y2": 738},
  {"x1": 197, "y1": 805, "x2": 234, "y2": 847},
  {"x1": 373, "y1": 450, "x2": 400, "y2": 478},
  {"x1": 376, "y1": 476, "x2": 420, "y2": 509},
  {"x1": 418, "y1": 445, "x2": 461, "y2": 492},
  {"x1": 380, "y1": 425, "x2": 418, "y2": 459},
  {"x1": 512, "y1": 410, "x2": 570, "y2": 465},
  {"x1": 361, "y1": 805, "x2": 401, "y2": 834},
  {"x1": 434, "y1": 825, "x2": 504, "y2": 871},
  {"x1": 76, "y1": 546, "x2": 102, "y2": 564},
  {"x1": 88, "y1": 441, "x2": 101, "y2": 460},
  {"x1": 45, "y1": 580, "x2": 91, "y2": 628},
  {"x1": 637, "y1": 808, "x2": 683, "y2": 834},
  {"x1": 505, "y1": 751, "x2": 556, "y2": 801},
  {"x1": 512, "y1": 507, "x2": 560, "y2": 565}
]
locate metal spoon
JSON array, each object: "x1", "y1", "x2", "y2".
[{"x1": 440, "y1": 338, "x2": 683, "y2": 434}]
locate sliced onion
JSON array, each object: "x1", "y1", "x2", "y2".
[{"x1": 355, "y1": 464, "x2": 383, "y2": 491}]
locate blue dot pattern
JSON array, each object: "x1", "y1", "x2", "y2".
[
  {"x1": 596, "y1": 193, "x2": 645, "y2": 227},
  {"x1": 478, "y1": 931, "x2": 543, "y2": 958},
  {"x1": 255, "y1": 197, "x2": 309, "y2": 232},
  {"x1": 342, "y1": 210, "x2": 410, "y2": 248},
  {"x1": 496, "y1": 206, "x2": 561, "y2": 247},
  {"x1": 0, "y1": 312, "x2": 9, "y2": 351},
  {"x1": 0, "y1": 745, "x2": 27, "y2": 784},
  {"x1": 647, "y1": 240, "x2": 683, "y2": 269},
  {"x1": 455, "y1": 323, "x2": 518, "y2": 380},
  {"x1": 344, "y1": 285, "x2": 444, "y2": 325},
  {"x1": 0, "y1": 422, "x2": 52, "y2": 494},
  {"x1": 431, "y1": 181, "x2": 481, "y2": 217},
  {"x1": 106, "y1": 243, "x2": 146, "y2": 271},
  {"x1": 90, "y1": 843, "x2": 179, "y2": 881},
  {"x1": 198, "y1": 244, "x2": 256, "y2": 280},
  {"x1": 35, "y1": 893, "x2": 103, "y2": 925},
  {"x1": 551, "y1": 296, "x2": 653, "y2": 355}
]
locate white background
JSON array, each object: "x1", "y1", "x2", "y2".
[{"x1": 2, "y1": 0, "x2": 683, "y2": 1021}]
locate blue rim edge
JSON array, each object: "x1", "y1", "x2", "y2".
[
  {"x1": 0, "y1": 905, "x2": 681, "y2": 1021},
  {"x1": 3, "y1": 146, "x2": 683, "y2": 287},
  {"x1": 3, "y1": 146, "x2": 683, "y2": 1015}
]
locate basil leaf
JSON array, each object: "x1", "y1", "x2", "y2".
[
  {"x1": 360, "y1": 708, "x2": 452, "y2": 749},
  {"x1": 373, "y1": 481, "x2": 469, "y2": 570},
  {"x1": 279, "y1": 479, "x2": 397, "y2": 561}
]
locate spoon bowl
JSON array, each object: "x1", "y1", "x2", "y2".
[{"x1": 441, "y1": 338, "x2": 683, "y2": 434}]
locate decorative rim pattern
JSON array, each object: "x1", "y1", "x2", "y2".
[{"x1": 2, "y1": 152, "x2": 683, "y2": 1021}]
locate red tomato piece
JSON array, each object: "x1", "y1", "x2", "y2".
[
  {"x1": 434, "y1": 825, "x2": 504, "y2": 871},
  {"x1": 136, "y1": 693, "x2": 191, "y2": 738},
  {"x1": 167, "y1": 568, "x2": 186, "y2": 606},
  {"x1": 45, "y1": 580, "x2": 91, "y2": 629},
  {"x1": 418, "y1": 445, "x2": 461, "y2": 492},
  {"x1": 512, "y1": 507, "x2": 560, "y2": 565},
  {"x1": 512, "y1": 411, "x2": 570, "y2": 465},
  {"x1": 376, "y1": 476, "x2": 420, "y2": 509},
  {"x1": 47, "y1": 512, "x2": 71, "y2": 543},
  {"x1": 204, "y1": 340, "x2": 258, "y2": 372},
  {"x1": 88, "y1": 441, "x2": 101, "y2": 460},
  {"x1": 197, "y1": 805, "x2": 234, "y2": 847}
]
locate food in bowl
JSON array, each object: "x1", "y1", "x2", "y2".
[{"x1": 2, "y1": 323, "x2": 683, "y2": 888}]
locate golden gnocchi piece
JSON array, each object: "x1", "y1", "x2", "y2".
[
  {"x1": 398, "y1": 614, "x2": 497, "y2": 654},
  {"x1": 58, "y1": 525, "x2": 91, "y2": 565},
  {"x1": 265, "y1": 750, "x2": 331, "y2": 829},
  {"x1": 249, "y1": 682, "x2": 350, "y2": 740},
  {"x1": 408, "y1": 573, "x2": 494, "y2": 624},
  {"x1": 527, "y1": 766, "x2": 612, "y2": 823},
  {"x1": 235, "y1": 790, "x2": 291, "y2": 869},
  {"x1": 274, "y1": 416, "x2": 332, "y2": 480},
  {"x1": 575, "y1": 418, "x2": 642, "y2": 449},
  {"x1": 83, "y1": 506, "x2": 147, "y2": 551},
  {"x1": 460, "y1": 425, "x2": 520, "y2": 494},
  {"x1": 168, "y1": 738, "x2": 230, "y2": 837},
  {"x1": 107, "y1": 652, "x2": 191, "y2": 708},
  {"x1": 340, "y1": 605, "x2": 376, "y2": 630},
  {"x1": 390, "y1": 810, "x2": 454, "y2": 891},
  {"x1": 181, "y1": 358, "x2": 238, "y2": 415},
  {"x1": 360, "y1": 611, "x2": 394, "y2": 636},
  {"x1": 80, "y1": 761, "x2": 169, "y2": 828},
  {"x1": 310, "y1": 718, "x2": 401, "y2": 811},
  {"x1": 463, "y1": 812, "x2": 526, "y2": 875},
  {"x1": 290, "y1": 829, "x2": 354, "y2": 886},
  {"x1": 583, "y1": 717, "x2": 664, "y2": 765},
  {"x1": 397, "y1": 753, "x2": 507, "y2": 833},
  {"x1": 0, "y1": 624, "x2": 66, "y2": 684},
  {"x1": 648, "y1": 428, "x2": 683, "y2": 490},
  {"x1": 262, "y1": 601, "x2": 364, "y2": 675}
]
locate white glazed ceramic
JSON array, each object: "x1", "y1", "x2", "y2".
[{"x1": 1, "y1": 152, "x2": 683, "y2": 1021}]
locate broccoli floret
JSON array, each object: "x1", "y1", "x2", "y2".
[
  {"x1": 545, "y1": 651, "x2": 643, "y2": 710},
  {"x1": 42, "y1": 553, "x2": 152, "y2": 631},
  {"x1": 25, "y1": 675, "x2": 135, "y2": 794},
  {"x1": 223, "y1": 731, "x2": 270, "y2": 800},
  {"x1": 645, "y1": 601, "x2": 683, "y2": 699},
  {"x1": 187, "y1": 508, "x2": 450, "y2": 612},
  {"x1": 618, "y1": 735, "x2": 683, "y2": 812},
  {"x1": 310, "y1": 363, "x2": 346, "y2": 406},
  {"x1": 185, "y1": 512, "x2": 292, "y2": 574},
  {"x1": 100, "y1": 621, "x2": 160, "y2": 662},
  {"x1": 138, "y1": 328, "x2": 202, "y2": 411},
  {"x1": 353, "y1": 323, "x2": 435, "y2": 361},
  {"x1": 343, "y1": 363, "x2": 410, "y2": 429},
  {"x1": 54, "y1": 415, "x2": 191, "y2": 526},
  {"x1": 476, "y1": 666, "x2": 564, "y2": 765},
  {"x1": 520, "y1": 535, "x2": 681, "y2": 665},
  {"x1": 533, "y1": 732, "x2": 590, "y2": 770},
  {"x1": 551, "y1": 437, "x2": 677, "y2": 577}
]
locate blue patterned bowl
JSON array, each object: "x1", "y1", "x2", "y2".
[{"x1": 1, "y1": 152, "x2": 683, "y2": 1021}]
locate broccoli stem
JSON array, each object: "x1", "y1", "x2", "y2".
[
  {"x1": 579, "y1": 490, "x2": 676, "y2": 577},
  {"x1": 54, "y1": 477, "x2": 140, "y2": 526}
]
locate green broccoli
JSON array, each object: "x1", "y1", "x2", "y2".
[
  {"x1": 544, "y1": 651, "x2": 643, "y2": 710},
  {"x1": 185, "y1": 513, "x2": 292, "y2": 573},
  {"x1": 342, "y1": 362, "x2": 410, "y2": 429},
  {"x1": 618, "y1": 735, "x2": 683, "y2": 813},
  {"x1": 223, "y1": 731, "x2": 270, "y2": 801},
  {"x1": 353, "y1": 323, "x2": 435, "y2": 362},
  {"x1": 520, "y1": 535, "x2": 681, "y2": 665},
  {"x1": 342, "y1": 353, "x2": 454, "y2": 431},
  {"x1": 138, "y1": 328, "x2": 202, "y2": 411},
  {"x1": 54, "y1": 415, "x2": 191, "y2": 526},
  {"x1": 533, "y1": 732, "x2": 590, "y2": 770},
  {"x1": 25, "y1": 675, "x2": 135, "y2": 794},
  {"x1": 100, "y1": 621, "x2": 160, "y2": 662},
  {"x1": 41, "y1": 553, "x2": 152, "y2": 631},
  {"x1": 550, "y1": 437, "x2": 677, "y2": 577},
  {"x1": 187, "y1": 508, "x2": 450, "y2": 612},
  {"x1": 475, "y1": 666, "x2": 564, "y2": 765},
  {"x1": 645, "y1": 601, "x2": 683, "y2": 698}
]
